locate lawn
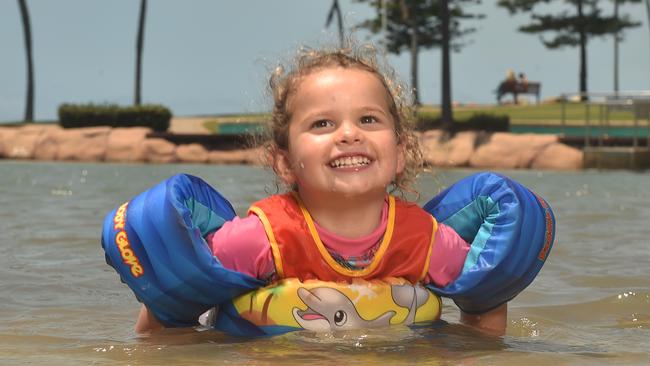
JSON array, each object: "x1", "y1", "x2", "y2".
[{"x1": 418, "y1": 102, "x2": 644, "y2": 126}]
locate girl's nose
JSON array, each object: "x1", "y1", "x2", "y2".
[{"x1": 337, "y1": 120, "x2": 362, "y2": 144}]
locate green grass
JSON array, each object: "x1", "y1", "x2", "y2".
[{"x1": 418, "y1": 102, "x2": 641, "y2": 126}]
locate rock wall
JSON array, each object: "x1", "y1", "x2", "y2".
[
  {"x1": 0, "y1": 125, "x2": 583, "y2": 169},
  {"x1": 420, "y1": 130, "x2": 583, "y2": 170}
]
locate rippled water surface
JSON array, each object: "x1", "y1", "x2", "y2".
[{"x1": 1, "y1": 161, "x2": 649, "y2": 365}]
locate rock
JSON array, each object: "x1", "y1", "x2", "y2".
[
  {"x1": 105, "y1": 127, "x2": 151, "y2": 162},
  {"x1": 176, "y1": 143, "x2": 208, "y2": 163},
  {"x1": 144, "y1": 138, "x2": 177, "y2": 163},
  {"x1": 531, "y1": 143, "x2": 583, "y2": 170},
  {"x1": 33, "y1": 125, "x2": 64, "y2": 160},
  {"x1": 53, "y1": 127, "x2": 111, "y2": 161},
  {"x1": 421, "y1": 130, "x2": 476, "y2": 167},
  {"x1": 208, "y1": 148, "x2": 264, "y2": 165},
  {"x1": 3, "y1": 125, "x2": 49, "y2": 159},
  {"x1": 0, "y1": 127, "x2": 19, "y2": 158},
  {"x1": 469, "y1": 133, "x2": 558, "y2": 169}
]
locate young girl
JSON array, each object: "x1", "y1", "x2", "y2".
[{"x1": 105, "y1": 45, "x2": 554, "y2": 337}]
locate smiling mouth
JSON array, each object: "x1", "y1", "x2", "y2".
[{"x1": 329, "y1": 156, "x2": 371, "y2": 168}]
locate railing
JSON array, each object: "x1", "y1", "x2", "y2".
[{"x1": 559, "y1": 91, "x2": 650, "y2": 148}]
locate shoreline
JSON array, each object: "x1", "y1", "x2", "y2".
[{"x1": 0, "y1": 125, "x2": 583, "y2": 169}]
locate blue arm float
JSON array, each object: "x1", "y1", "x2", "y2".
[
  {"x1": 101, "y1": 174, "x2": 265, "y2": 327},
  {"x1": 423, "y1": 172, "x2": 555, "y2": 314}
]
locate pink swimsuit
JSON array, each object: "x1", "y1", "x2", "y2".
[{"x1": 207, "y1": 202, "x2": 469, "y2": 287}]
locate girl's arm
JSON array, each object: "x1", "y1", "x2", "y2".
[
  {"x1": 133, "y1": 215, "x2": 273, "y2": 334},
  {"x1": 425, "y1": 224, "x2": 507, "y2": 335},
  {"x1": 460, "y1": 303, "x2": 507, "y2": 336},
  {"x1": 135, "y1": 304, "x2": 164, "y2": 334}
]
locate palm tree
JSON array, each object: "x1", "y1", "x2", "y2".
[
  {"x1": 326, "y1": 0, "x2": 345, "y2": 48},
  {"x1": 134, "y1": 0, "x2": 147, "y2": 105},
  {"x1": 18, "y1": 0, "x2": 34, "y2": 122},
  {"x1": 440, "y1": 0, "x2": 452, "y2": 126}
]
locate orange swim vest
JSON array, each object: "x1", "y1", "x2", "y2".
[{"x1": 248, "y1": 194, "x2": 438, "y2": 283}]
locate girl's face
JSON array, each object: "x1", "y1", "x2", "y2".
[{"x1": 276, "y1": 67, "x2": 405, "y2": 202}]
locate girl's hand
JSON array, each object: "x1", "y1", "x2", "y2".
[
  {"x1": 460, "y1": 303, "x2": 507, "y2": 336},
  {"x1": 135, "y1": 304, "x2": 164, "y2": 334}
]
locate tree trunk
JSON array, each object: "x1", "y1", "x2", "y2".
[
  {"x1": 646, "y1": 0, "x2": 650, "y2": 88},
  {"x1": 134, "y1": 0, "x2": 147, "y2": 106},
  {"x1": 613, "y1": 0, "x2": 619, "y2": 94},
  {"x1": 399, "y1": 0, "x2": 420, "y2": 105},
  {"x1": 326, "y1": 0, "x2": 344, "y2": 48},
  {"x1": 440, "y1": 0, "x2": 453, "y2": 126},
  {"x1": 577, "y1": 0, "x2": 588, "y2": 101},
  {"x1": 335, "y1": 0, "x2": 344, "y2": 48},
  {"x1": 18, "y1": 0, "x2": 34, "y2": 122},
  {"x1": 411, "y1": 24, "x2": 420, "y2": 106}
]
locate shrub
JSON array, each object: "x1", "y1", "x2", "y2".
[
  {"x1": 416, "y1": 112, "x2": 509, "y2": 133},
  {"x1": 456, "y1": 113, "x2": 510, "y2": 132},
  {"x1": 58, "y1": 103, "x2": 172, "y2": 132}
]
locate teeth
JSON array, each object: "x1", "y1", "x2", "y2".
[{"x1": 330, "y1": 156, "x2": 371, "y2": 168}]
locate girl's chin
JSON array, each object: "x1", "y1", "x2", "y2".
[{"x1": 320, "y1": 185, "x2": 387, "y2": 199}]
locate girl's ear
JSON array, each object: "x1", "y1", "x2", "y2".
[{"x1": 273, "y1": 150, "x2": 296, "y2": 185}]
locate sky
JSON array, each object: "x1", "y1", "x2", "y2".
[{"x1": 1, "y1": 0, "x2": 649, "y2": 122}]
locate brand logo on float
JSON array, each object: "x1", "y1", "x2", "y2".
[
  {"x1": 533, "y1": 193, "x2": 553, "y2": 262},
  {"x1": 113, "y1": 202, "x2": 144, "y2": 277}
]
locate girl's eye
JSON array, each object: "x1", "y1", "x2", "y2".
[
  {"x1": 360, "y1": 116, "x2": 378, "y2": 124},
  {"x1": 311, "y1": 119, "x2": 333, "y2": 129}
]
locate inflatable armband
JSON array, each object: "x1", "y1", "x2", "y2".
[
  {"x1": 423, "y1": 172, "x2": 555, "y2": 313},
  {"x1": 101, "y1": 174, "x2": 265, "y2": 326}
]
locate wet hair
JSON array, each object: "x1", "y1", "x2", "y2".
[{"x1": 263, "y1": 43, "x2": 423, "y2": 199}]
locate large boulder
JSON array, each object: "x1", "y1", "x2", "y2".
[
  {"x1": 469, "y1": 133, "x2": 558, "y2": 169},
  {"x1": 105, "y1": 127, "x2": 151, "y2": 162},
  {"x1": 143, "y1": 138, "x2": 177, "y2": 163},
  {"x1": 531, "y1": 143, "x2": 583, "y2": 170},
  {"x1": 176, "y1": 143, "x2": 208, "y2": 163},
  {"x1": 33, "y1": 125, "x2": 64, "y2": 160},
  {"x1": 208, "y1": 147, "x2": 264, "y2": 165},
  {"x1": 3, "y1": 125, "x2": 50, "y2": 159},
  {"x1": 421, "y1": 130, "x2": 477, "y2": 167},
  {"x1": 54, "y1": 127, "x2": 110, "y2": 161},
  {"x1": 0, "y1": 127, "x2": 19, "y2": 158}
]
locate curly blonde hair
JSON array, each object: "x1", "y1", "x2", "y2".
[{"x1": 264, "y1": 44, "x2": 423, "y2": 199}]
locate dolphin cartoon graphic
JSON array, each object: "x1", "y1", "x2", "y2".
[
  {"x1": 390, "y1": 284, "x2": 431, "y2": 325},
  {"x1": 292, "y1": 284, "x2": 432, "y2": 331},
  {"x1": 292, "y1": 287, "x2": 395, "y2": 331}
]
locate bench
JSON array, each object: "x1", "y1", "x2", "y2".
[{"x1": 496, "y1": 81, "x2": 541, "y2": 104}]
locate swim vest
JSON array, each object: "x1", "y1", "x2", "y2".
[
  {"x1": 101, "y1": 172, "x2": 555, "y2": 335},
  {"x1": 249, "y1": 194, "x2": 437, "y2": 283}
]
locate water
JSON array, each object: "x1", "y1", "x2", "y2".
[{"x1": 1, "y1": 160, "x2": 649, "y2": 365}]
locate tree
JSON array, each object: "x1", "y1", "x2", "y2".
[
  {"x1": 498, "y1": 0, "x2": 641, "y2": 99},
  {"x1": 326, "y1": 0, "x2": 345, "y2": 48},
  {"x1": 612, "y1": 1, "x2": 643, "y2": 93},
  {"x1": 357, "y1": 0, "x2": 481, "y2": 125},
  {"x1": 17, "y1": 0, "x2": 34, "y2": 122},
  {"x1": 641, "y1": 0, "x2": 650, "y2": 89},
  {"x1": 134, "y1": 0, "x2": 147, "y2": 106}
]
